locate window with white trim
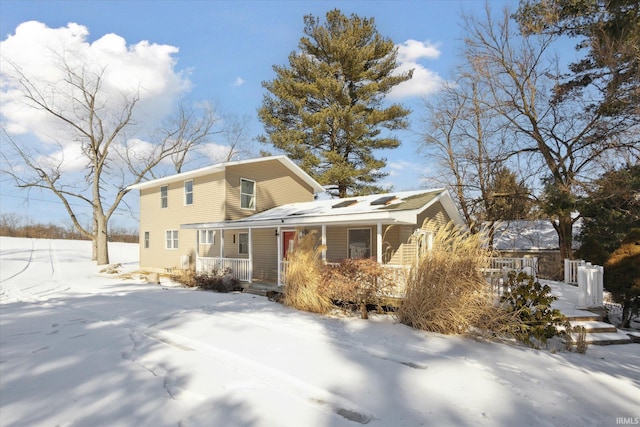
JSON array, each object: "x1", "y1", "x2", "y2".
[
  {"x1": 144, "y1": 231, "x2": 150, "y2": 249},
  {"x1": 238, "y1": 232, "x2": 249, "y2": 254},
  {"x1": 348, "y1": 228, "x2": 371, "y2": 259},
  {"x1": 240, "y1": 178, "x2": 255, "y2": 210},
  {"x1": 166, "y1": 230, "x2": 179, "y2": 249},
  {"x1": 160, "y1": 185, "x2": 168, "y2": 208},
  {"x1": 199, "y1": 229, "x2": 214, "y2": 245},
  {"x1": 184, "y1": 180, "x2": 193, "y2": 205}
]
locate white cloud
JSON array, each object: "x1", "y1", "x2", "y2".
[
  {"x1": 232, "y1": 77, "x2": 245, "y2": 86},
  {"x1": 389, "y1": 39, "x2": 445, "y2": 99},
  {"x1": 36, "y1": 143, "x2": 88, "y2": 173},
  {"x1": 396, "y1": 39, "x2": 441, "y2": 63},
  {"x1": 199, "y1": 142, "x2": 233, "y2": 163},
  {"x1": 0, "y1": 21, "x2": 190, "y2": 166}
]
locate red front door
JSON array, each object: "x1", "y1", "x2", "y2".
[{"x1": 282, "y1": 231, "x2": 296, "y2": 259}]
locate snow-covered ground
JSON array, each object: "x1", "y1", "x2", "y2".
[{"x1": 1, "y1": 236, "x2": 638, "y2": 427}]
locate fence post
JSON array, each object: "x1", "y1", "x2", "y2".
[
  {"x1": 594, "y1": 264, "x2": 604, "y2": 306},
  {"x1": 578, "y1": 264, "x2": 588, "y2": 307},
  {"x1": 564, "y1": 259, "x2": 570, "y2": 284},
  {"x1": 577, "y1": 262, "x2": 604, "y2": 307}
]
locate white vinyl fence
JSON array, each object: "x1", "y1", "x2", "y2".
[
  {"x1": 577, "y1": 262, "x2": 604, "y2": 307},
  {"x1": 488, "y1": 257, "x2": 538, "y2": 278},
  {"x1": 564, "y1": 259, "x2": 585, "y2": 285},
  {"x1": 564, "y1": 259, "x2": 604, "y2": 307}
]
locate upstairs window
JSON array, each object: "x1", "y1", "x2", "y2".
[
  {"x1": 240, "y1": 178, "x2": 255, "y2": 210},
  {"x1": 184, "y1": 180, "x2": 193, "y2": 205},
  {"x1": 160, "y1": 185, "x2": 168, "y2": 208},
  {"x1": 166, "y1": 230, "x2": 179, "y2": 249},
  {"x1": 144, "y1": 231, "x2": 150, "y2": 249}
]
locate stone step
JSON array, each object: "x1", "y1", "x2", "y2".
[
  {"x1": 565, "y1": 314, "x2": 603, "y2": 322},
  {"x1": 566, "y1": 330, "x2": 632, "y2": 346},
  {"x1": 568, "y1": 320, "x2": 618, "y2": 334}
]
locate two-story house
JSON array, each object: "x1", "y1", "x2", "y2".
[{"x1": 128, "y1": 155, "x2": 465, "y2": 286}]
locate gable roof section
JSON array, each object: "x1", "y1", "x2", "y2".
[
  {"x1": 126, "y1": 155, "x2": 325, "y2": 193},
  {"x1": 182, "y1": 188, "x2": 465, "y2": 229}
]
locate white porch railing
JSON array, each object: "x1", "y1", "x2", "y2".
[
  {"x1": 564, "y1": 259, "x2": 585, "y2": 285},
  {"x1": 197, "y1": 257, "x2": 252, "y2": 282},
  {"x1": 488, "y1": 257, "x2": 538, "y2": 277}
]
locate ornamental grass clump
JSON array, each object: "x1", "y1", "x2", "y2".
[
  {"x1": 395, "y1": 221, "x2": 495, "y2": 334},
  {"x1": 282, "y1": 230, "x2": 333, "y2": 314}
]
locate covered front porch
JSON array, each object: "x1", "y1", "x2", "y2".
[{"x1": 187, "y1": 222, "x2": 425, "y2": 287}]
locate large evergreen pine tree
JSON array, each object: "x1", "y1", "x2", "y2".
[{"x1": 258, "y1": 9, "x2": 413, "y2": 197}]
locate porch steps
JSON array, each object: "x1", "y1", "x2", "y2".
[
  {"x1": 564, "y1": 312, "x2": 632, "y2": 346},
  {"x1": 241, "y1": 282, "x2": 282, "y2": 297}
]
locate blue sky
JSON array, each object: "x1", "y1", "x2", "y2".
[{"x1": 0, "y1": 0, "x2": 515, "y2": 230}]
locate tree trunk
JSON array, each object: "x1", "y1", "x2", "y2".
[
  {"x1": 95, "y1": 213, "x2": 110, "y2": 265},
  {"x1": 360, "y1": 301, "x2": 368, "y2": 320},
  {"x1": 91, "y1": 216, "x2": 98, "y2": 261},
  {"x1": 554, "y1": 213, "x2": 573, "y2": 262},
  {"x1": 487, "y1": 220, "x2": 496, "y2": 251}
]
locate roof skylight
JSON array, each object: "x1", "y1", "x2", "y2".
[
  {"x1": 370, "y1": 196, "x2": 397, "y2": 206},
  {"x1": 332, "y1": 200, "x2": 358, "y2": 209}
]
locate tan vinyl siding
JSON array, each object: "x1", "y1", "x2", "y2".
[
  {"x1": 225, "y1": 159, "x2": 316, "y2": 220},
  {"x1": 418, "y1": 202, "x2": 450, "y2": 231},
  {"x1": 382, "y1": 225, "x2": 401, "y2": 264},
  {"x1": 325, "y1": 226, "x2": 348, "y2": 262},
  {"x1": 216, "y1": 229, "x2": 248, "y2": 259},
  {"x1": 386, "y1": 225, "x2": 419, "y2": 265},
  {"x1": 138, "y1": 171, "x2": 225, "y2": 271},
  {"x1": 324, "y1": 226, "x2": 378, "y2": 262},
  {"x1": 197, "y1": 229, "x2": 219, "y2": 258},
  {"x1": 252, "y1": 228, "x2": 278, "y2": 282}
]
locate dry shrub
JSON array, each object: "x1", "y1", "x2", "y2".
[
  {"x1": 283, "y1": 230, "x2": 333, "y2": 314},
  {"x1": 324, "y1": 258, "x2": 389, "y2": 319},
  {"x1": 395, "y1": 221, "x2": 495, "y2": 334},
  {"x1": 574, "y1": 326, "x2": 589, "y2": 354},
  {"x1": 170, "y1": 268, "x2": 241, "y2": 292},
  {"x1": 171, "y1": 269, "x2": 197, "y2": 287},
  {"x1": 564, "y1": 325, "x2": 589, "y2": 354}
]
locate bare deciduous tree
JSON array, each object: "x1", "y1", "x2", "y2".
[
  {"x1": 421, "y1": 74, "x2": 527, "y2": 247},
  {"x1": 444, "y1": 6, "x2": 638, "y2": 260},
  {"x1": 1, "y1": 57, "x2": 220, "y2": 264}
]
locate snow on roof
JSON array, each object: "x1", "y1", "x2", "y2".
[
  {"x1": 246, "y1": 189, "x2": 441, "y2": 218},
  {"x1": 126, "y1": 155, "x2": 325, "y2": 193},
  {"x1": 182, "y1": 188, "x2": 459, "y2": 229},
  {"x1": 492, "y1": 220, "x2": 582, "y2": 251}
]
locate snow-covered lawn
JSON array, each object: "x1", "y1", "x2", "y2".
[{"x1": 1, "y1": 236, "x2": 638, "y2": 427}]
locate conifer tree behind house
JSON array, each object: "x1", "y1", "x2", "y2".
[{"x1": 258, "y1": 9, "x2": 413, "y2": 197}]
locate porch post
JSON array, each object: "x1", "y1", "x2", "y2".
[
  {"x1": 195, "y1": 229, "x2": 200, "y2": 272},
  {"x1": 321, "y1": 224, "x2": 327, "y2": 262},
  {"x1": 376, "y1": 222, "x2": 383, "y2": 263},
  {"x1": 220, "y1": 229, "x2": 224, "y2": 259},
  {"x1": 248, "y1": 228, "x2": 253, "y2": 283},
  {"x1": 277, "y1": 226, "x2": 282, "y2": 286}
]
